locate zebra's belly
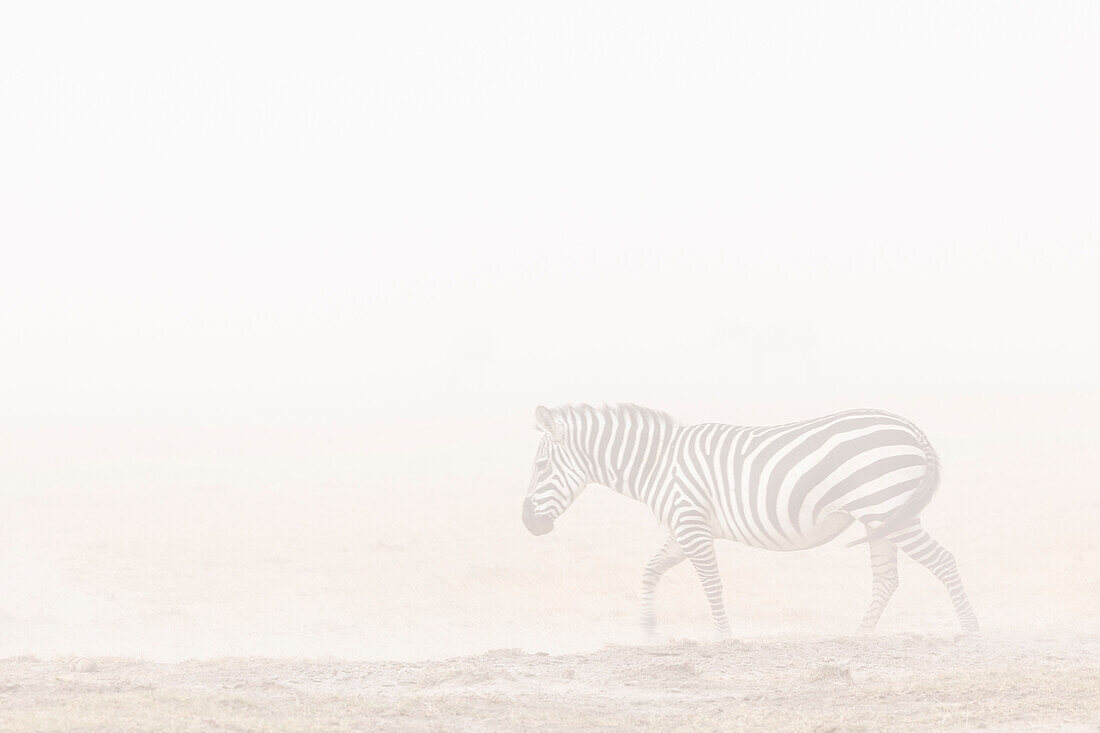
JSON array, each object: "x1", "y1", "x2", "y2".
[{"x1": 719, "y1": 511, "x2": 855, "y2": 551}]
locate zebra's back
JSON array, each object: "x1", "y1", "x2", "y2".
[{"x1": 671, "y1": 409, "x2": 937, "y2": 550}]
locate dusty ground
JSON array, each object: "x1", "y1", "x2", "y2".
[
  {"x1": 2, "y1": 634, "x2": 1097, "y2": 732},
  {"x1": 1, "y1": 400, "x2": 1098, "y2": 730}
]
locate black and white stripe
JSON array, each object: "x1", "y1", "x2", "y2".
[{"x1": 522, "y1": 403, "x2": 978, "y2": 636}]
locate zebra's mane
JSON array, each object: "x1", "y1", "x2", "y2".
[{"x1": 556, "y1": 403, "x2": 680, "y2": 431}]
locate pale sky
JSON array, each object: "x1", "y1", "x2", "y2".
[{"x1": 3, "y1": 2, "x2": 1098, "y2": 421}]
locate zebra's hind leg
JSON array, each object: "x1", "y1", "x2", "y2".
[
  {"x1": 857, "y1": 539, "x2": 899, "y2": 633},
  {"x1": 639, "y1": 535, "x2": 686, "y2": 637},
  {"x1": 891, "y1": 523, "x2": 980, "y2": 633}
]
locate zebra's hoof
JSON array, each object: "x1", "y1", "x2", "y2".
[{"x1": 713, "y1": 628, "x2": 732, "y2": 641}]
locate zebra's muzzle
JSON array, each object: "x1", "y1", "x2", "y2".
[{"x1": 522, "y1": 497, "x2": 554, "y2": 536}]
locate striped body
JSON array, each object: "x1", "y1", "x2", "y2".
[
  {"x1": 523, "y1": 404, "x2": 978, "y2": 636},
  {"x1": 663, "y1": 410, "x2": 935, "y2": 551}
]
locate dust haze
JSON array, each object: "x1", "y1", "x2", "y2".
[{"x1": 2, "y1": 2, "x2": 1099, "y2": 731}]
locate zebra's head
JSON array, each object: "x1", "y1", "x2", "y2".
[{"x1": 522, "y1": 405, "x2": 587, "y2": 536}]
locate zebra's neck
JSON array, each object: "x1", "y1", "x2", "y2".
[{"x1": 560, "y1": 404, "x2": 679, "y2": 500}]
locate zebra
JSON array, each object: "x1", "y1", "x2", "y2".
[{"x1": 521, "y1": 403, "x2": 979, "y2": 637}]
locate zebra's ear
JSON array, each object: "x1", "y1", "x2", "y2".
[{"x1": 535, "y1": 406, "x2": 565, "y2": 441}]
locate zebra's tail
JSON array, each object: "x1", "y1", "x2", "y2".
[{"x1": 846, "y1": 418, "x2": 941, "y2": 547}]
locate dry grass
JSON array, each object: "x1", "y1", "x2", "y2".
[{"x1": 2, "y1": 634, "x2": 1097, "y2": 732}]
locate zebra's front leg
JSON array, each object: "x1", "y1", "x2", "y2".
[
  {"x1": 673, "y1": 524, "x2": 730, "y2": 639},
  {"x1": 640, "y1": 535, "x2": 686, "y2": 637},
  {"x1": 858, "y1": 539, "x2": 899, "y2": 633}
]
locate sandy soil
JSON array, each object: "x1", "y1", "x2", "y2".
[
  {"x1": 1, "y1": 399, "x2": 1098, "y2": 730},
  {"x1": 3, "y1": 634, "x2": 1097, "y2": 732}
]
